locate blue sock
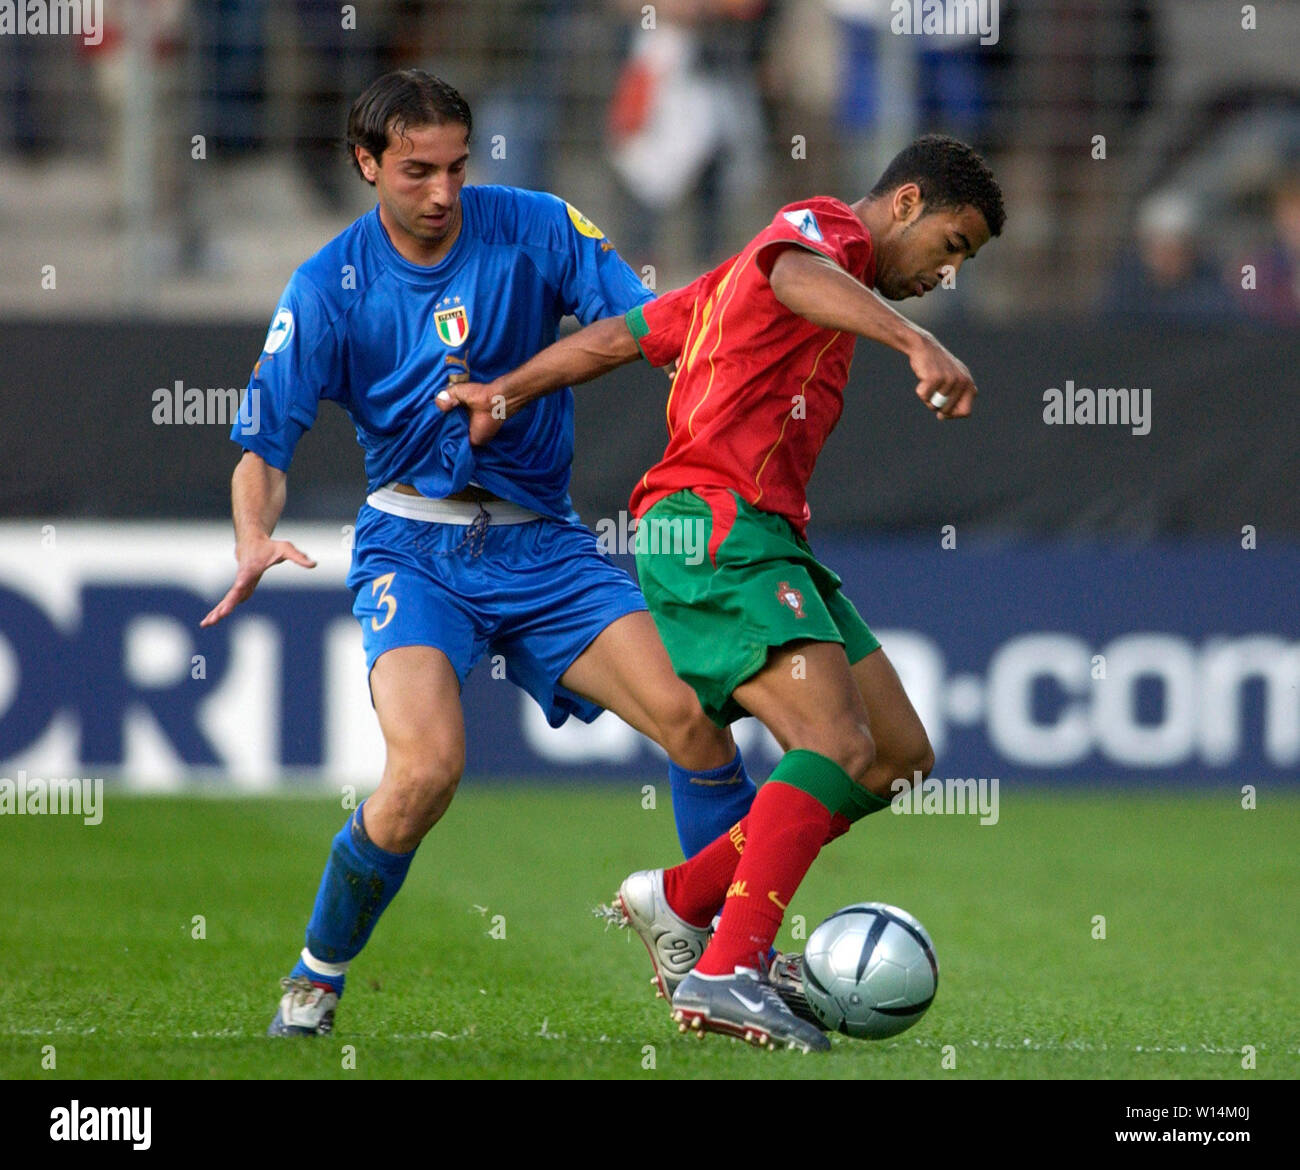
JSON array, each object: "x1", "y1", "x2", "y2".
[
  {"x1": 293, "y1": 802, "x2": 416, "y2": 996},
  {"x1": 289, "y1": 952, "x2": 345, "y2": 996},
  {"x1": 668, "y1": 748, "x2": 757, "y2": 858}
]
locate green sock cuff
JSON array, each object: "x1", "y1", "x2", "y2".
[
  {"x1": 841, "y1": 784, "x2": 890, "y2": 823},
  {"x1": 766, "y1": 749, "x2": 856, "y2": 815}
]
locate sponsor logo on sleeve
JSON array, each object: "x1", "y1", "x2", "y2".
[
  {"x1": 262, "y1": 308, "x2": 294, "y2": 355},
  {"x1": 566, "y1": 203, "x2": 606, "y2": 240},
  {"x1": 782, "y1": 209, "x2": 824, "y2": 243}
]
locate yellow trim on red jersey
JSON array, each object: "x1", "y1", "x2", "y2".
[
  {"x1": 681, "y1": 253, "x2": 743, "y2": 387},
  {"x1": 751, "y1": 412, "x2": 794, "y2": 507},
  {"x1": 688, "y1": 252, "x2": 752, "y2": 439},
  {"x1": 664, "y1": 293, "x2": 704, "y2": 437},
  {"x1": 752, "y1": 330, "x2": 841, "y2": 504}
]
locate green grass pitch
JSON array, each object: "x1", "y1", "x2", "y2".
[{"x1": 2, "y1": 785, "x2": 1296, "y2": 1080}]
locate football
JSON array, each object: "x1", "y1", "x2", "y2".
[{"x1": 801, "y1": 902, "x2": 938, "y2": 1039}]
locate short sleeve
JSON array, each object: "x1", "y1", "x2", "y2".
[
  {"x1": 534, "y1": 194, "x2": 653, "y2": 325},
  {"x1": 232, "y1": 272, "x2": 340, "y2": 471},
  {"x1": 753, "y1": 200, "x2": 875, "y2": 282},
  {"x1": 625, "y1": 272, "x2": 709, "y2": 368}
]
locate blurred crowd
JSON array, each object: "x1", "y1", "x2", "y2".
[
  {"x1": 1102, "y1": 175, "x2": 1300, "y2": 323},
  {"x1": 1, "y1": 0, "x2": 1298, "y2": 320}
]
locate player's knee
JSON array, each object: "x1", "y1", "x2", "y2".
[
  {"x1": 900, "y1": 736, "x2": 935, "y2": 789},
  {"x1": 912, "y1": 737, "x2": 936, "y2": 782},
  {"x1": 654, "y1": 692, "x2": 728, "y2": 766},
  {"x1": 803, "y1": 725, "x2": 875, "y2": 784},
  {"x1": 841, "y1": 729, "x2": 877, "y2": 784},
  {"x1": 388, "y1": 742, "x2": 463, "y2": 790},
  {"x1": 874, "y1": 732, "x2": 935, "y2": 795},
  {"x1": 382, "y1": 749, "x2": 463, "y2": 837}
]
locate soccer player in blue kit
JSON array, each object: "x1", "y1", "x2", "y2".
[{"x1": 200, "y1": 71, "x2": 756, "y2": 1036}]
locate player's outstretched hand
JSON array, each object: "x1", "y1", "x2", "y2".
[
  {"x1": 436, "y1": 379, "x2": 506, "y2": 446},
  {"x1": 909, "y1": 332, "x2": 977, "y2": 420},
  {"x1": 200, "y1": 537, "x2": 316, "y2": 627}
]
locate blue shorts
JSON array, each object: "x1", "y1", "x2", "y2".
[{"x1": 346, "y1": 504, "x2": 647, "y2": 727}]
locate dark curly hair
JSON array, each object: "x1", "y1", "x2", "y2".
[
  {"x1": 869, "y1": 134, "x2": 1005, "y2": 237},
  {"x1": 346, "y1": 70, "x2": 472, "y2": 184}
]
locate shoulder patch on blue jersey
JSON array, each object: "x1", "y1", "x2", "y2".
[
  {"x1": 263, "y1": 308, "x2": 294, "y2": 354},
  {"x1": 566, "y1": 203, "x2": 606, "y2": 240},
  {"x1": 782, "y1": 208, "x2": 824, "y2": 243}
]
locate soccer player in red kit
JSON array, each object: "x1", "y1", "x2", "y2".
[{"x1": 439, "y1": 135, "x2": 1005, "y2": 1050}]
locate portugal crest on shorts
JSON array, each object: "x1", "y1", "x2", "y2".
[
  {"x1": 776, "y1": 581, "x2": 806, "y2": 618},
  {"x1": 434, "y1": 301, "x2": 469, "y2": 348}
]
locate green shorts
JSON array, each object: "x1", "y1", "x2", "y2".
[{"x1": 635, "y1": 489, "x2": 881, "y2": 726}]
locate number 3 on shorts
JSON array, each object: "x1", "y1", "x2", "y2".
[{"x1": 370, "y1": 572, "x2": 397, "y2": 631}]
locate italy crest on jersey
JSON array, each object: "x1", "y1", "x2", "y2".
[{"x1": 434, "y1": 304, "x2": 470, "y2": 348}]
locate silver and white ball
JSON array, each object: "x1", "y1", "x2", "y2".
[{"x1": 801, "y1": 902, "x2": 938, "y2": 1039}]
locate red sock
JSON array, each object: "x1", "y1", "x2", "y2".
[
  {"x1": 663, "y1": 818, "x2": 748, "y2": 927},
  {"x1": 695, "y1": 781, "x2": 832, "y2": 976},
  {"x1": 826, "y1": 811, "x2": 851, "y2": 844},
  {"x1": 662, "y1": 811, "x2": 851, "y2": 929}
]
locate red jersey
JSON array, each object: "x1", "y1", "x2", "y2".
[{"x1": 625, "y1": 197, "x2": 875, "y2": 542}]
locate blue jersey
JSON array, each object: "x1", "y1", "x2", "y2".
[{"x1": 232, "y1": 186, "x2": 652, "y2": 522}]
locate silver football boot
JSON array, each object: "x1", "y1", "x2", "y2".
[
  {"x1": 768, "y1": 950, "x2": 828, "y2": 1030},
  {"x1": 605, "y1": 869, "x2": 710, "y2": 999},
  {"x1": 670, "y1": 967, "x2": 831, "y2": 1052}
]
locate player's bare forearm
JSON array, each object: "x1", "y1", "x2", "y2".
[
  {"x1": 436, "y1": 315, "x2": 641, "y2": 443},
  {"x1": 231, "y1": 450, "x2": 287, "y2": 546},
  {"x1": 495, "y1": 315, "x2": 641, "y2": 412},
  {"x1": 768, "y1": 248, "x2": 977, "y2": 419},
  {"x1": 768, "y1": 248, "x2": 928, "y2": 356},
  {"x1": 201, "y1": 451, "x2": 315, "y2": 628}
]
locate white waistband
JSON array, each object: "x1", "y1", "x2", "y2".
[{"x1": 366, "y1": 484, "x2": 541, "y2": 526}]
